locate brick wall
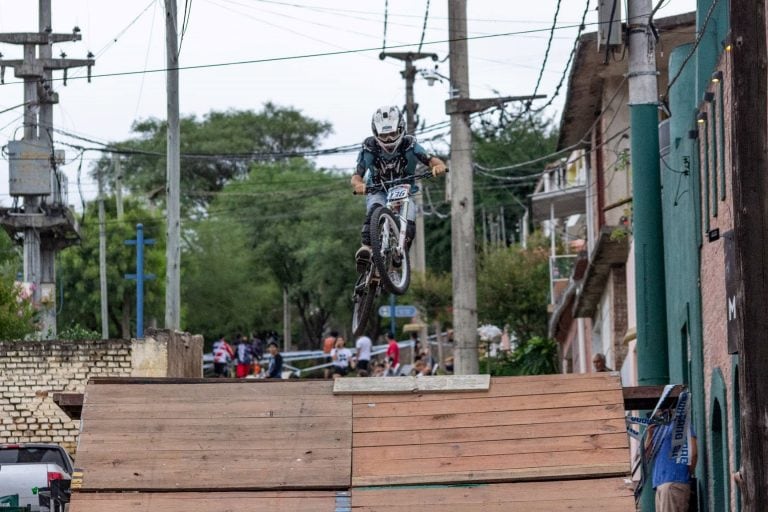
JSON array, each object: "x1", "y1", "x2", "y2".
[{"x1": 0, "y1": 340, "x2": 132, "y2": 453}]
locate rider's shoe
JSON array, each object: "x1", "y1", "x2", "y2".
[{"x1": 355, "y1": 245, "x2": 371, "y2": 273}]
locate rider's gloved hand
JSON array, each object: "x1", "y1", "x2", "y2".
[
  {"x1": 353, "y1": 181, "x2": 367, "y2": 195},
  {"x1": 431, "y1": 163, "x2": 447, "y2": 177}
]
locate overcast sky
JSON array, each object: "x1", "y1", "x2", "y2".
[{"x1": 0, "y1": 0, "x2": 695, "y2": 207}]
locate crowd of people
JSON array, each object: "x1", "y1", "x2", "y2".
[{"x1": 211, "y1": 332, "x2": 284, "y2": 379}]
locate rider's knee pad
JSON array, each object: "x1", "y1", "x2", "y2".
[{"x1": 406, "y1": 220, "x2": 416, "y2": 241}]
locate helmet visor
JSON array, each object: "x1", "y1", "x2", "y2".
[{"x1": 378, "y1": 131, "x2": 400, "y2": 143}]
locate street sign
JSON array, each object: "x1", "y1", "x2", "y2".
[{"x1": 378, "y1": 305, "x2": 418, "y2": 318}]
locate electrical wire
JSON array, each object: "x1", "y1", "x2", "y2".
[
  {"x1": 178, "y1": 0, "x2": 193, "y2": 56},
  {"x1": 526, "y1": 0, "x2": 563, "y2": 110},
  {"x1": 0, "y1": 21, "x2": 633, "y2": 87},
  {"x1": 133, "y1": 0, "x2": 159, "y2": 120},
  {"x1": 382, "y1": 0, "x2": 389, "y2": 53},
  {"x1": 530, "y1": 0, "x2": 591, "y2": 114},
  {"x1": 417, "y1": 0, "x2": 431, "y2": 54},
  {"x1": 0, "y1": 102, "x2": 30, "y2": 116}
]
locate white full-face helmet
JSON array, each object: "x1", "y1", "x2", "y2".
[{"x1": 371, "y1": 105, "x2": 406, "y2": 154}]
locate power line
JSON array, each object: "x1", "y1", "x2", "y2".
[
  {"x1": 417, "y1": 0, "x2": 431, "y2": 53},
  {"x1": 382, "y1": 0, "x2": 389, "y2": 53},
  {"x1": 0, "y1": 21, "x2": 621, "y2": 87},
  {"x1": 531, "y1": 0, "x2": 591, "y2": 114},
  {"x1": 178, "y1": 0, "x2": 193, "y2": 55},
  {"x1": 526, "y1": 0, "x2": 563, "y2": 110}
]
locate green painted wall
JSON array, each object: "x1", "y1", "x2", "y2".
[{"x1": 662, "y1": 41, "x2": 708, "y2": 512}]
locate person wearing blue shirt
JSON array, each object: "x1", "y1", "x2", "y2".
[
  {"x1": 646, "y1": 413, "x2": 698, "y2": 511},
  {"x1": 350, "y1": 105, "x2": 446, "y2": 272}
]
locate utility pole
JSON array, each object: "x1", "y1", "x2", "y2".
[
  {"x1": 730, "y1": 0, "x2": 768, "y2": 509},
  {"x1": 627, "y1": 1, "x2": 668, "y2": 509},
  {"x1": 97, "y1": 168, "x2": 109, "y2": 340},
  {"x1": 446, "y1": 0, "x2": 477, "y2": 375},
  {"x1": 165, "y1": 0, "x2": 181, "y2": 330},
  {"x1": 444, "y1": 1, "x2": 544, "y2": 375},
  {"x1": 114, "y1": 155, "x2": 124, "y2": 220},
  {"x1": 379, "y1": 51, "x2": 438, "y2": 274},
  {"x1": 0, "y1": 0, "x2": 93, "y2": 339}
]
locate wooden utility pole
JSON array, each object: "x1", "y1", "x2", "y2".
[
  {"x1": 97, "y1": 168, "x2": 109, "y2": 340},
  {"x1": 165, "y1": 0, "x2": 181, "y2": 330},
  {"x1": 446, "y1": 0, "x2": 478, "y2": 375},
  {"x1": 730, "y1": 0, "x2": 768, "y2": 508}
]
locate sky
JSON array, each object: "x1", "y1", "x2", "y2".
[{"x1": 0, "y1": 0, "x2": 695, "y2": 207}]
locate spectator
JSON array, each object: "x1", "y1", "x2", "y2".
[
  {"x1": 331, "y1": 336, "x2": 353, "y2": 378},
  {"x1": 266, "y1": 341, "x2": 283, "y2": 379},
  {"x1": 323, "y1": 330, "x2": 338, "y2": 378},
  {"x1": 386, "y1": 332, "x2": 400, "y2": 367},
  {"x1": 646, "y1": 405, "x2": 698, "y2": 511},
  {"x1": 410, "y1": 331, "x2": 421, "y2": 354},
  {"x1": 212, "y1": 335, "x2": 234, "y2": 378},
  {"x1": 251, "y1": 333, "x2": 264, "y2": 361},
  {"x1": 372, "y1": 361, "x2": 386, "y2": 377},
  {"x1": 235, "y1": 334, "x2": 254, "y2": 378},
  {"x1": 593, "y1": 353, "x2": 613, "y2": 372},
  {"x1": 355, "y1": 334, "x2": 372, "y2": 372}
]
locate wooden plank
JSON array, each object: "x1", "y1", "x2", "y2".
[
  {"x1": 353, "y1": 433, "x2": 628, "y2": 461},
  {"x1": 353, "y1": 418, "x2": 627, "y2": 447},
  {"x1": 334, "y1": 375, "x2": 490, "y2": 395},
  {"x1": 353, "y1": 447, "x2": 629, "y2": 479},
  {"x1": 77, "y1": 429, "x2": 350, "y2": 451},
  {"x1": 353, "y1": 403, "x2": 625, "y2": 432},
  {"x1": 84, "y1": 381, "x2": 335, "y2": 403},
  {"x1": 79, "y1": 415, "x2": 349, "y2": 434},
  {"x1": 353, "y1": 389, "x2": 623, "y2": 418},
  {"x1": 351, "y1": 462, "x2": 630, "y2": 487},
  {"x1": 622, "y1": 385, "x2": 681, "y2": 410},
  {"x1": 70, "y1": 491, "x2": 337, "y2": 512},
  {"x1": 82, "y1": 397, "x2": 349, "y2": 420},
  {"x1": 351, "y1": 478, "x2": 633, "y2": 506},
  {"x1": 351, "y1": 374, "x2": 621, "y2": 404},
  {"x1": 76, "y1": 449, "x2": 352, "y2": 490},
  {"x1": 351, "y1": 498, "x2": 632, "y2": 512}
]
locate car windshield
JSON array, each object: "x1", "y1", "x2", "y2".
[{"x1": 0, "y1": 447, "x2": 67, "y2": 468}]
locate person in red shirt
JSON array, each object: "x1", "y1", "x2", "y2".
[
  {"x1": 386, "y1": 332, "x2": 400, "y2": 367},
  {"x1": 322, "y1": 331, "x2": 338, "y2": 379}
]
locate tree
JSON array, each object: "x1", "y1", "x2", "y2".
[
  {"x1": 476, "y1": 239, "x2": 550, "y2": 343},
  {"x1": 183, "y1": 158, "x2": 361, "y2": 346},
  {"x1": 57, "y1": 199, "x2": 166, "y2": 338},
  {"x1": 0, "y1": 231, "x2": 36, "y2": 339},
  {"x1": 422, "y1": 109, "x2": 557, "y2": 273},
  {"x1": 93, "y1": 104, "x2": 332, "y2": 212}
]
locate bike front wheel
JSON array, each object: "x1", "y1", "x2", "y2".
[{"x1": 370, "y1": 207, "x2": 410, "y2": 295}]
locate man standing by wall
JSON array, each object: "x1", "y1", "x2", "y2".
[
  {"x1": 646, "y1": 407, "x2": 698, "y2": 511},
  {"x1": 355, "y1": 334, "x2": 372, "y2": 373}
]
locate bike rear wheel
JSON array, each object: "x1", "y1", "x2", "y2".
[
  {"x1": 370, "y1": 207, "x2": 410, "y2": 295},
  {"x1": 352, "y1": 270, "x2": 377, "y2": 337}
]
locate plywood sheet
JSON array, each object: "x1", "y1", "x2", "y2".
[
  {"x1": 76, "y1": 381, "x2": 352, "y2": 491},
  {"x1": 350, "y1": 478, "x2": 634, "y2": 511},
  {"x1": 351, "y1": 373, "x2": 630, "y2": 486},
  {"x1": 70, "y1": 491, "x2": 340, "y2": 512},
  {"x1": 334, "y1": 375, "x2": 490, "y2": 394}
]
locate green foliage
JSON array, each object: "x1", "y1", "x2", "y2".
[
  {"x1": 477, "y1": 240, "x2": 550, "y2": 343},
  {"x1": 94, "y1": 104, "x2": 332, "y2": 212},
  {"x1": 422, "y1": 110, "x2": 558, "y2": 274},
  {"x1": 57, "y1": 199, "x2": 166, "y2": 338},
  {"x1": 58, "y1": 323, "x2": 101, "y2": 341},
  {"x1": 182, "y1": 158, "x2": 361, "y2": 346},
  {"x1": 409, "y1": 270, "x2": 452, "y2": 325},
  {"x1": 480, "y1": 337, "x2": 558, "y2": 376},
  {"x1": 0, "y1": 276, "x2": 37, "y2": 340}
]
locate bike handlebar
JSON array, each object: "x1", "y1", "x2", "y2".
[{"x1": 352, "y1": 169, "x2": 449, "y2": 195}]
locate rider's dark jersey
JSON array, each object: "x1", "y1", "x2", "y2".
[{"x1": 355, "y1": 135, "x2": 433, "y2": 186}]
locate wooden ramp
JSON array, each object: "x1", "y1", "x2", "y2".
[{"x1": 71, "y1": 373, "x2": 634, "y2": 511}]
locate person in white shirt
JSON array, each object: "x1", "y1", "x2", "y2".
[
  {"x1": 355, "y1": 335, "x2": 372, "y2": 372},
  {"x1": 331, "y1": 336, "x2": 353, "y2": 377}
]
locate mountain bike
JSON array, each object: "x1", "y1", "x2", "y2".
[{"x1": 351, "y1": 171, "x2": 439, "y2": 337}]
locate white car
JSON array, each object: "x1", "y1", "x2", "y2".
[{"x1": 0, "y1": 443, "x2": 73, "y2": 512}]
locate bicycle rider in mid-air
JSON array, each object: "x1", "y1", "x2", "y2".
[{"x1": 350, "y1": 105, "x2": 447, "y2": 272}]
